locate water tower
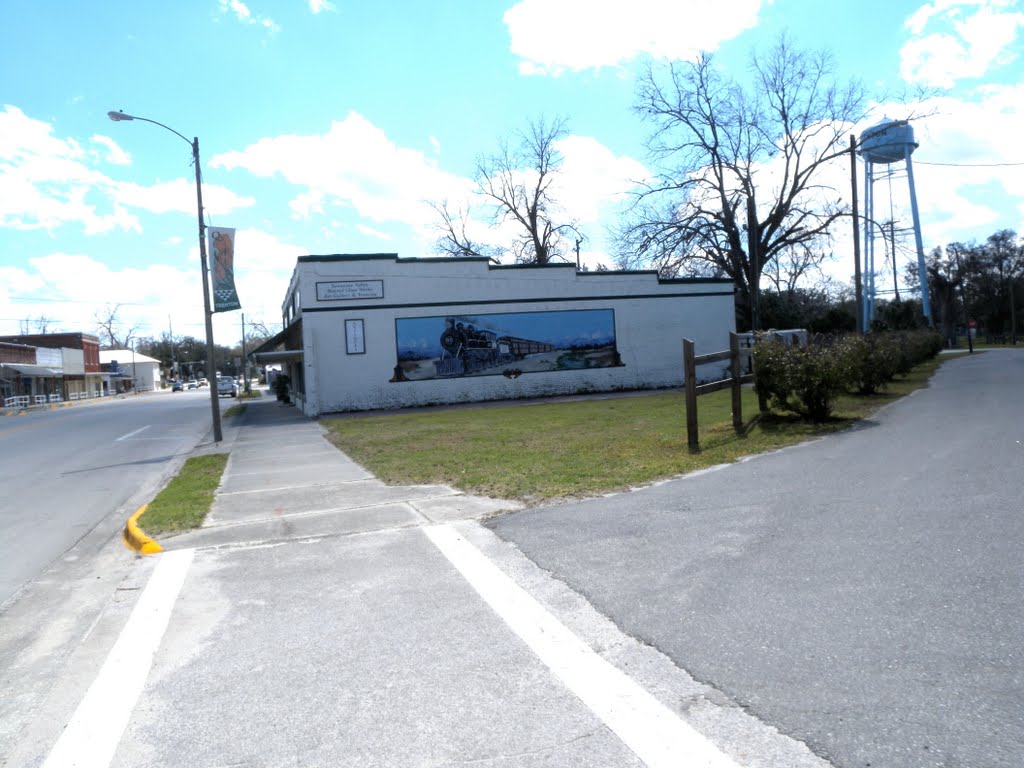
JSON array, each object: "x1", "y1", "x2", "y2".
[{"x1": 858, "y1": 119, "x2": 932, "y2": 328}]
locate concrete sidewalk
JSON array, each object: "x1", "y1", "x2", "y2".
[
  {"x1": 11, "y1": 395, "x2": 831, "y2": 768},
  {"x1": 165, "y1": 396, "x2": 520, "y2": 551}
]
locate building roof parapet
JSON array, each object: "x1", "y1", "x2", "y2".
[{"x1": 295, "y1": 253, "x2": 733, "y2": 286}]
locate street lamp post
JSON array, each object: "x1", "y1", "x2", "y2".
[{"x1": 108, "y1": 110, "x2": 222, "y2": 442}]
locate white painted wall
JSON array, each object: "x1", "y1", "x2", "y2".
[
  {"x1": 284, "y1": 256, "x2": 736, "y2": 416},
  {"x1": 62, "y1": 347, "x2": 84, "y2": 375},
  {"x1": 99, "y1": 350, "x2": 160, "y2": 390}
]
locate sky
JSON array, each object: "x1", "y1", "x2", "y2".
[{"x1": 2, "y1": 0, "x2": 1022, "y2": 347}]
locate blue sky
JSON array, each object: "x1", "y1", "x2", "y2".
[{"x1": 2, "y1": 0, "x2": 1022, "y2": 345}]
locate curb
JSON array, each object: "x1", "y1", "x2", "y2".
[{"x1": 122, "y1": 504, "x2": 163, "y2": 555}]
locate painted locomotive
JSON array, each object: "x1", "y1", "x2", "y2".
[{"x1": 435, "y1": 318, "x2": 554, "y2": 377}]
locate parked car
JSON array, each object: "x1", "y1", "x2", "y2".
[
  {"x1": 171, "y1": 380, "x2": 183, "y2": 392},
  {"x1": 198, "y1": 377, "x2": 209, "y2": 387},
  {"x1": 216, "y1": 375, "x2": 237, "y2": 398},
  {"x1": 187, "y1": 379, "x2": 198, "y2": 390}
]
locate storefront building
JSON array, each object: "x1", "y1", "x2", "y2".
[{"x1": 257, "y1": 254, "x2": 737, "y2": 417}]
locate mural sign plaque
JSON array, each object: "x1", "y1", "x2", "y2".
[
  {"x1": 316, "y1": 280, "x2": 384, "y2": 301},
  {"x1": 345, "y1": 319, "x2": 366, "y2": 354},
  {"x1": 395, "y1": 309, "x2": 620, "y2": 381}
]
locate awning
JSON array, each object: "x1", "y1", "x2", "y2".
[
  {"x1": 0, "y1": 363, "x2": 63, "y2": 376},
  {"x1": 253, "y1": 350, "x2": 304, "y2": 363},
  {"x1": 250, "y1": 319, "x2": 304, "y2": 364},
  {"x1": 250, "y1": 319, "x2": 303, "y2": 356}
]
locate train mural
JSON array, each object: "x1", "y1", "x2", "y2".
[{"x1": 395, "y1": 309, "x2": 621, "y2": 381}]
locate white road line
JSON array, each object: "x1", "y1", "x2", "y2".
[
  {"x1": 41, "y1": 549, "x2": 195, "y2": 768},
  {"x1": 115, "y1": 425, "x2": 150, "y2": 441},
  {"x1": 425, "y1": 524, "x2": 740, "y2": 768}
]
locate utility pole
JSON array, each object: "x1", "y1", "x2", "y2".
[
  {"x1": 746, "y1": 195, "x2": 760, "y2": 332},
  {"x1": 241, "y1": 313, "x2": 249, "y2": 393},
  {"x1": 850, "y1": 135, "x2": 863, "y2": 333},
  {"x1": 889, "y1": 220, "x2": 900, "y2": 301},
  {"x1": 169, "y1": 315, "x2": 176, "y2": 378}
]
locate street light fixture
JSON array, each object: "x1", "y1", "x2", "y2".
[{"x1": 108, "y1": 110, "x2": 222, "y2": 442}]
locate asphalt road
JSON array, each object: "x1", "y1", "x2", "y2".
[
  {"x1": 0, "y1": 389, "x2": 221, "y2": 607},
  {"x1": 491, "y1": 350, "x2": 1024, "y2": 768}
]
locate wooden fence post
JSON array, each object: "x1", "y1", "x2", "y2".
[
  {"x1": 683, "y1": 338, "x2": 698, "y2": 450},
  {"x1": 729, "y1": 331, "x2": 742, "y2": 429}
]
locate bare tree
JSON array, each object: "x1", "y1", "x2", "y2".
[
  {"x1": 764, "y1": 239, "x2": 832, "y2": 294},
  {"x1": 94, "y1": 304, "x2": 138, "y2": 349},
  {"x1": 433, "y1": 117, "x2": 580, "y2": 265},
  {"x1": 429, "y1": 200, "x2": 501, "y2": 262},
  {"x1": 19, "y1": 315, "x2": 54, "y2": 334},
  {"x1": 617, "y1": 35, "x2": 868, "y2": 329}
]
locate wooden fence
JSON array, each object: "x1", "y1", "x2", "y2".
[{"x1": 682, "y1": 332, "x2": 754, "y2": 450}]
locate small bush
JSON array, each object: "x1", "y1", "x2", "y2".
[
  {"x1": 751, "y1": 337, "x2": 790, "y2": 409},
  {"x1": 843, "y1": 334, "x2": 900, "y2": 394},
  {"x1": 904, "y1": 329, "x2": 944, "y2": 365},
  {"x1": 785, "y1": 343, "x2": 851, "y2": 421},
  {"x1": 753, "y1": 329, "x2": 944, "y2": 423},
  {"x1": 753, "y1": 338, "x2": 850, "y2": 422}
]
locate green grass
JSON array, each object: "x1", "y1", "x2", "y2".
[
  {"x1": 322, "y1": 355, "x2": 956, "y2": 504},
  {"x1": 140, "y1": 453, "x2": 229, "y2": 534},
  {"x1": 223, "y1": 403, "x2": 247, "y2": 419},
  {"x1": 238, "y1": 389, "x2": 263, "y2": 399}
]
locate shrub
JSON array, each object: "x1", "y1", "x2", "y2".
[
  {"x1": 843, "y1": 334, "x2": 900, "y2": 394},
  {"x1": 753, "y1": 337, "x2": 851, "y2": 422},
  {"x1": 906, "y1": 329, "x2": 944, "y2": 364},
  {"x1": 784, "y1": 342, "x2": 851, "y2": 421},
  {"x1": 752, "y1": 329, "x2": 943, "y2": 423},
  {"x1": 751, "y1": 337, "x2": 790, "y2": 410}
]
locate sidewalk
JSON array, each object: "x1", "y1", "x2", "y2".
[
  {"x1": 166, "y1": 396, "x2": 520, "y2": 550},
  {"x1": 18, "y1": 396, "x2": 830, "y2": 768}
]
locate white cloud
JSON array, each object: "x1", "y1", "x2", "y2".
[
  {"x1": 0, "y1": 106, "x2": 254, "y2": 234},
  {"x1": 210, "y1": 112, "x2": 472, "y2": 239},
  {"x1": 900, "y1": 0, "x2": 1024, "y2": 87},
  {"x1": 0, "y1": 106, "x2": 129, "y2": 232},
  {"x1": 289, "y1": 189, "x2": 326, "y2": 220},
  {"x1": 309, "y1": 0, "x2": 335, "y2": 13},
  {"x1": 0, "y1": 252, "x2": 200, "y2": 339},
  {"x1": 217, "y1": 0, "x2": 280, "y2": 33},
  {"x1": 89, "y1": 135, "x2": 131, "y2": 165},
  {"x1": 110, "y1": 178, "x2": 256, "y2": 217},
  {"x1": 0, "y1": 227, "x2": 304, "y2": 341},
  {"x1": 504, "y1": 0, "x2": 764, "y2": 76},
  {"x1": 356, "y1": 224, "x2": 393, "y2": 240},
  {"x1": 556, "y1": 135, "x2": 650, "y2": 223},
  {"x1": 894, "y1": 86, "x2": 1024, "y2": 243}
]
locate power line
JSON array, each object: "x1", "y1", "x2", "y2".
[
  {"x1": 5, "y1": 296, "x2": 168, "y2": 306},
  {"x1": 915, "y1": 159, "x2": 1024, "y2": 167}
]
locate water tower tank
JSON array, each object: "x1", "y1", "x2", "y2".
[{"x1": 859, "y1": 119, "x2": 917, "y2": 165}]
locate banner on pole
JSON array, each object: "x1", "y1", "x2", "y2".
[{"x1": 209, "y1": 227, "x2": 241, "y2": 313}]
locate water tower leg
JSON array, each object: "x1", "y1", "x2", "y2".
[
  {"x1": 863, "y1": 162, "x2": 875, "y2": 329},
  {"x1": 904, "y1": 149, "x2": 933, "y2": 325}
]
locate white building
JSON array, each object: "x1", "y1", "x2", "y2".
[
  {"x1": 100, "y1": 350, "x2": 161, "y2": 391},
  {"x1": 257, "y1": 254, "x2": 737, "y2": 417}
]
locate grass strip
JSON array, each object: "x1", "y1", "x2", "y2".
[
  {"x1": 224, "y1": 403, "x2": 247, "y2": 419},
  {"x1": 322, "y1": 355, "x2": 955, "y2": 505},
  {"x1": 140, "y1": 453, "x2": 229, "y2": 534}
]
